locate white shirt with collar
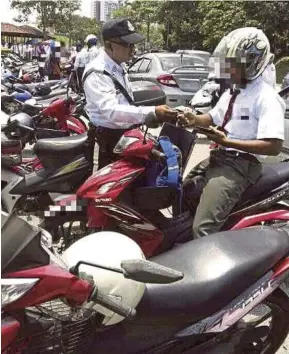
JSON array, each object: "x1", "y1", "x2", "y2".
[
  {"x1": 83, "y1": 49, "x2": 155, "y2": 129},
  {"x1": 209, "y1": 76, "x2": 285, "y2": 154},
  {"x1": 261, "y1": 63, "x2": 276, "y2": 88},
  {"x1": 74, "y1": 48, "x2": 88, "y2": 69},
  {"x1": 87, "y1": 46, "x2": 99, "y2": 63}
]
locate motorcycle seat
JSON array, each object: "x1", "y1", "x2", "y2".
[
  {"x1": 34, "y1": 89, "x2": 67, "y2": 101},
  {"x1": 13, "y1": 80, "x2": 62, "y2": 93},
  {"x1": 34, "y1": 133, "x2": 87, "y2": 157},
  {"x1": 240, "y1": 161, "x2": 289, "y2": 203},
  {"x1": 137, "y1": 226, "x2": 289, "y2": 323}
]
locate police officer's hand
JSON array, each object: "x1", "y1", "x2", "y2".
[
  {"x1": 177, "y1": 110, "x2": 197, "y2": 128},
  {"x1": 155, "y1": 105, "x2": 178, "y2": 122}
]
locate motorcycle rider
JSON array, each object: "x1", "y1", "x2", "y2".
[
  {"x1": 83, "y1": 18, "x2": 177, "y2": 169},
  {"x1": 178, "y1": 27, "x2": 285, "y2": 238}
]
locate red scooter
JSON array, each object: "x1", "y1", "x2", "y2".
[
  {"x1": 45, "y1": 121, "x2": 289, "y2": 256},
  {"x1": 1, "y1": 211, "x2": 182, "y2": 353},
  {"x1": 2, "y1": 95, "x2": 87, "y2": 174},
  {"x1": 2, "y1": 211, "x2": 289, "y2": 354}
]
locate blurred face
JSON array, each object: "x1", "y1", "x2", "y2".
[
  {"x1": 210, "y1": 56, "x2": 247, "y2": 86},
  {"x1": 106, "y1": 38, "x2": 136, "y2": 64}
]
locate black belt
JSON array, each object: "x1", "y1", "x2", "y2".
[
  {"x1": 95, "y1": 124, "x2": 140, "y2": 134},
  {"x1": 217, "y1": 149, "x2": 260, "y2": 164}
]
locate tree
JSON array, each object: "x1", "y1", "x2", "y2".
[
  {"x1": 197, "y1": 1, "x2": 289, "y2": 57},
  {"x1": 112, "y1": 0, "x2": 289, "y2": 58},
  {"x1": 112, "y1": 0, "x2": 159, "y2": 49},
  {"x1": 69, "y1": 15, "x2": 102, "y2": 45},
  {"x1": 11, "y1": 0, "x2": 81, "y2": 37},
  {"x1": 156, "y1": 1, "x2": 204, "y2": 51},
  {"x1": 242, "y1": 1, "x2": 289, "y2": 58}
]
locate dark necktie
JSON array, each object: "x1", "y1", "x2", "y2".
[
  {"x1": 221, "y1": 89, "x2": 240, "y2": 131},
  {"x1": 210, "y1": 89, "x2": 240, "y2": 149}
]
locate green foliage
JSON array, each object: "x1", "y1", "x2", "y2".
[
  {"x1": 68, "y1": 16, "x2": 102, "y2": 44},
  {"x1": 275, "y1": 57, "x2": 289, "y2": 84},
  {"x1": 112, "y1": 1, "x2": 161, "y2": 49},
  {"x1": 11, "y1": 0, "x2": 289, "y2": 57},
  {"x1": 10, "y1": 0, "x2": 100, "y2": 46},
  {"x1": 54, "y1": 35, "x2": 70, "y2": 46},
  {"x1": 11, "y1": 0, "x2": 63, "y2": 32}
]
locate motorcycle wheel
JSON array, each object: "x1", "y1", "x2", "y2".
[
  {"x1": 233, "y1": 288, "x2": 289, "y2": 354},
  {"x1": 177, "y1": 289, "x2": 289, "y2": 354}
]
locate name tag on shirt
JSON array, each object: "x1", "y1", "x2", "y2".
[{"x1": 241, "y1": 116, "x2": 250, "y2": 120}]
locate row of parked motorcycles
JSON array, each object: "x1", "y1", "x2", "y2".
[{"x1": 1, "y1": 52, "x2": 289, "y2": 353}]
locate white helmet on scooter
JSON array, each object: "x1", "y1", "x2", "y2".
[{"x1": 62, "y1": 231, "x2": 145, "y2": 326}]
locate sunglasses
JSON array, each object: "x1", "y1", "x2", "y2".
[{"x1": 110, "y1": 40, "x2": 135, "y2": 49}]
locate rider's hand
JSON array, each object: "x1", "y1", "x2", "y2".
[
  {"x1": 155, "y1": 105, "x2": 178, "y2": 122},
  {"x1": 177, "y1": 110, "x2": 197, "y2": 128},
  {"x1": 205, "y1": 126, "x2": 227, "y2": 145}
]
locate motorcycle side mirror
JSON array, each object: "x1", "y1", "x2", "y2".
[
  {"x1": 143, "y1": 111, "x2": 161, "y2": 144},
  {"x1": 121, "y1": 259, "x2": 184, "y2": 284},
  {"x1": 70, "y1": 259, "x2": 183, "y2": 284},
  {"x1": 144, "y1": 111, "x2": 160, "y2": 129}
]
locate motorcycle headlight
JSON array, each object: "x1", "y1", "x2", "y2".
[
  {"x1": 96, "y1": 182, "x2": 116, "y2": 195},
  {"x1": 1, "y1": 278, "x2": 39, "y2": 308},
  {"x1": 113, "y1": 136, "x2": 139, "y2": 154}
]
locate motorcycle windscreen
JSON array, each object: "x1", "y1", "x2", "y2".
[
  {"x1": 1, "y1": 212, "x2": 49, "y2": 274},
  {"x1": 159, "y1": 123, "x2": 197, "y2": 171}
]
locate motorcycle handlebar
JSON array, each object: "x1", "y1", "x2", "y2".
[{"x1": 90, "y1": 286, "x2": 136, "y2": 319}]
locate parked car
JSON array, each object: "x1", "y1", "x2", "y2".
[
  {"x1": 282, "y1": 89, "x2": 289, "y2": 158},
  {"x1": 128, "y1": 53, "x2": 209, "y2": 107},
  {"x1": 176, "y1": 49, "x2": 211, "y2": 63}
]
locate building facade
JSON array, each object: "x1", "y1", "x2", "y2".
[{"x1": 92, "y1": 0, "x2": 124, "y2": 22}]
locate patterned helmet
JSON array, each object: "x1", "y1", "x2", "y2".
[{"x1": 212, "y1": 27, "x2": 271, "y2": 81}]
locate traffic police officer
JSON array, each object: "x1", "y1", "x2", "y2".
[{"x1": 83, "y1": 18, "x2": 177, "y2": 169}]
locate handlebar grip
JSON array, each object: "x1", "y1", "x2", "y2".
[
  {"x1": 151, "y1": 148, "x2": 166, "y2": 161},
  {"x1": 90, "y1": 286, "x2": 136, "y2": 319}
]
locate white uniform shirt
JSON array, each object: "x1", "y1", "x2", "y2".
[
  {"x1": 74, "y1": 46, "x2": 99, "y2": 69},
  {"x1": 87, "y1": 46, "x2": 99, "y2": 63},
  {"x1": 262, "y1": 63, "x2": 276, "y2": 88},
  {"x1": 74, "y1": 48, "x2": 88, "y2": 69},
  {"x1": 209, "y1": 76, "x2": 285, "y2": 154},
  {"x1": 83, "y1": 49, "x2": 155, "y2": 129}
]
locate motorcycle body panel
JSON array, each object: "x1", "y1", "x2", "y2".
[
  {"x1": 3, "y1": 265, "x2": 92, "y2": 311},
  {"x1": 10, "y1": 156, "x2": 90, "y2": 194},
  {"x1": 1, "y1": 315, "x2": 20, "y2": 352}
]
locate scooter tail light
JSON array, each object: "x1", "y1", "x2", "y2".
[{"x1": 1, "y1": 278, "x2": 39, "y2": 308}]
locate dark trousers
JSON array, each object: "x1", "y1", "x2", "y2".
[
  {"x1": 94, "y1": 126, "x2": 129, "y2": 170},
  {"x1": 76, "y1": 67, "x2": 85, "y2": 92},
  {"x1": 184, "y1": 150, "x2": 262, "y2": 238}
]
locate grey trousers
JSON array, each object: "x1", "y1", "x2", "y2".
[{"x1": 192, "y1": 150, "x2": 263, "y2": 238}]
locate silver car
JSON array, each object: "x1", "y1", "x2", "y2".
[{"x1": 128, "y1": 53, "x2": 209, "y2": 108}]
